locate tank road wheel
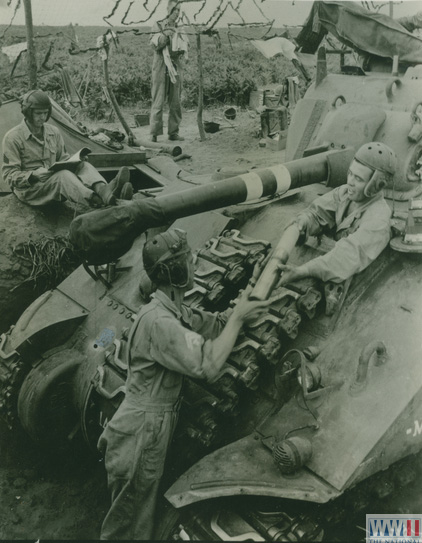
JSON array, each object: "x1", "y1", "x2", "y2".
[
  {"x1": 0, "y1": 352, "x2": 27, "y2": 430},
  {"x1": 73, "y1": 357, "x2": 104, "y2": 454},
  {"x1": 74, "y1": 358, "x2": 126, "y2": 453},
  {"x1": 17, "y1": 350, "x2": 82, "y2": 449}
]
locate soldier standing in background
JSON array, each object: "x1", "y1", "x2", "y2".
[{"x1": 149, "y1": 0, "x2": 188, "y2": 142}]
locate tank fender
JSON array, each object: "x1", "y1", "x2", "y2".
[
  {"x1": 165, "y1": 433, "x2": 340, "y2": 509},
  {"x1": 3, "y1": 288, "x2": 89, "y2": 355}
]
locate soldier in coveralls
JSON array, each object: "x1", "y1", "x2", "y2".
[{"x1": 98, "y1": 228, "x2": 270, "y2": 540}]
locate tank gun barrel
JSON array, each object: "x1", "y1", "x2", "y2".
[
  {"x1": 156, "y1": 151, "x2": 331, "y2": 220},
  {"x1": 70, "y1": 149, "x2": 352, "y2": 265}
]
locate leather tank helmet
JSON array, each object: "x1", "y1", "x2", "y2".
[
  {"x1": 143, "y1": 228, "x2": 192, "y2": 288},
  {"x1": 21, "y1": 90, "x2": 52, "y2": 121},
  {"x1": 353, "y1": 142, "x2": 397, "y2": 197}
]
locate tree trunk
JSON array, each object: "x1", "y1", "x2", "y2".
[
  {"x1": 102, "y1": 50, "x2": 135, "y2": 144},
  {"x1": 196, "y1": 33, "x2": 206, "y2": 142},
  {"x1": 23, "y1": 0, "x2": 37, "y2": 89}
]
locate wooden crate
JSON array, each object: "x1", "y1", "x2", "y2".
[{"x1": 87, "y1": 151, "x2": 147, "y2": 168}]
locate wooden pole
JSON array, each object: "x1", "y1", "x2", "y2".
[
  {"x1": 102, "y1": 46, "x2": 135, "y2": 144},
  {"x1": 389, "y1": 1, "x2": 394, "y2": 18},
  {"x1": 196, "y1": 32, "x2": 206, "y2": 142},
  {"x1": 23, "y1": 0, "x2": 37, "y2": 89}
]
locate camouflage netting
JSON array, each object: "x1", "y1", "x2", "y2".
[{"x1": 0, "y1": 195, "x2": 81, "y2": 334}]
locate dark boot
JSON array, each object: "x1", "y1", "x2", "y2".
[
  {"x1": 87, "y1": 192, "x2": 104, "y2": 208},
  {"x1": 120, "y1": 182, "x2": 133, "y2": 201},
  {"x1": 93, "y1": 167, "x2": 130, "y2": 206},
  {"x1": 168, "y1": 134, "x2": 184, "y2": 141}
]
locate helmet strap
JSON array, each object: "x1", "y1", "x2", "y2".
[
  {"x1": 364, "y1": 170, "x2": 387, "y2": 198},
  {"x1": 161, "y1": 260, "x2": 190, "y2": 289}
]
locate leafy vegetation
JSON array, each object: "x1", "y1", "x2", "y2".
[{"x1": 0, "y1": 25, "x2": 307, "y2": 119}]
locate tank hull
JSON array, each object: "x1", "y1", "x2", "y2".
[{"x1": 2, "y1": 43, "x2": 422, "y2": 543}]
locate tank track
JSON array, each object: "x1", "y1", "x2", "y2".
[
  {"x1": 0, "y1": 352, "x2": 27, "y2": 429},
  {"x1": 163, "y1": 498, "x2": 324, "y2": 541},
  {"x1": 165, "y1": 452, "x2": 422, "y2": 541},
  {"x1": 173, "y1": 229, "x2": 324, "y2": 455},
  {"x1": 94, "y1": 229, "x2": 332, "y2": 467}
]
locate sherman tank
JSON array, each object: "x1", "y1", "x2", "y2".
[{"x1": 2, "y1": 2, "x2": 422, "y2": 540}]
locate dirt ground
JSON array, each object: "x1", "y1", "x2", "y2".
[
  {"x1": 97, "y1": 105, "x2": 285, "y2": 175},
  {"x1": 1, "y1": 106, "x2": 422, "y2": 541}
]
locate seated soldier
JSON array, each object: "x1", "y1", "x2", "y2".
[
  {"x1": 2, "y1": 90, "x2": 132, "y2": 209},
  {"x1": 278, "y1": 142, "x2": 395, "y2": 287}
]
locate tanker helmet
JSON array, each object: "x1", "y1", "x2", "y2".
[
  {"x1": 21, "y1": 90, "x2": 52, "y2": 121},
  {"x1": 143, "y1": 228, "x2": 192, "y2": 288},
  {"x1": 354, "y1": 142, "x2": 396, "y2": 176},
  {"x1": 353, "y1": 142, "x2": 396, "y2": 197}
]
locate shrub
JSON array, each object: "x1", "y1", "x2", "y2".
[{"x1": 0, "y1": 25, "x2": 316, "y2": 114}]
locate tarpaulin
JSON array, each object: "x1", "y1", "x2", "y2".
[
  {"x1": 1, "y1": 42, "x2": 27, "y2": 63},
  {"x1": 296, "y1": 1, "x2": 422, "y2": 64},
  {"x1": 69, "y1": 197, "x2": 166, "y2": 264},
  {"x1": 251, "y1": 37, "x2": 298, "y2": 61}
]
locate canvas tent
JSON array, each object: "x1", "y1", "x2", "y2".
[
  {"x1": 296, "y1": 1, "x2": 422, "y2": 65},
  {"x1": 0, "y1": 98, "x2": 118, "y2": 193}
]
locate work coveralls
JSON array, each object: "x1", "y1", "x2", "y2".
[
  {"x1": 2, "y1": 120, "x2": 104, "y2": 206},
  {"x1": 98, "y1": 290, "x2": 227, "y2": 540},
  {"x1": 149, "y1": 21, "x2": 186, "y2": 138},
  {"x1": 292, "y1": 185, "x2": 392, "y2": 282}
]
